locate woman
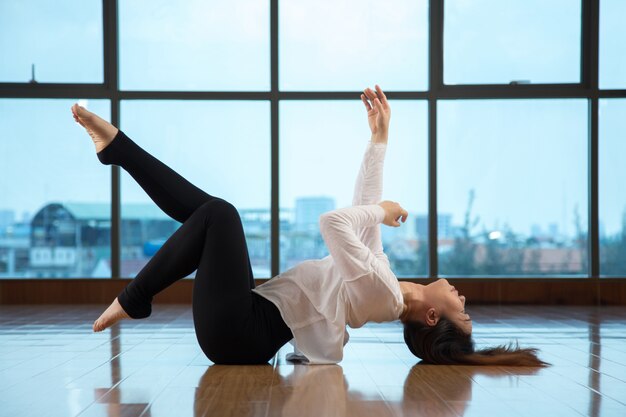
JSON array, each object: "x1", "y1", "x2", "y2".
[{"x1": 72, "y1": 85, "x2": 545, "y2": 366}]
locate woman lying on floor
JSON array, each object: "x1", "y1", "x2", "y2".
[{"x1": 73, "y1": 85, "x2": 546, "y2": 367}]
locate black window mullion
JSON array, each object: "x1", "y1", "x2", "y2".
[
  {"x1": 104, "y1": 0, "x2": 120, "y2": 279},
  {"x1": 581, "y1": 0, "x2": 598, "y2": 91},
  {"x1": 428, "y1": 0, "x2": 444, "y2": 278},
  {"x1": 0, "y1": 83, "x2": 109, "y2": 98},
  {"x1": 585, "y1": 0, "x2": 600, "y2": 279},
  {"x1": 439, "y1": 84, "x2": 591, "y2": 99},
  {"x1": 589, "y1": 98, "x2": 599, "y2": 280},
  {"x1": 270, "y1": 0, "x2": 279, "y2": 277}
]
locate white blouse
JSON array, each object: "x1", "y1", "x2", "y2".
[{"x1": 251, "y1": 140, "x2": 404, "y2": 364}]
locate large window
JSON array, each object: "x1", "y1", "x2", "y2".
[
  {"x1": 0, "y1": 99, "x2": 111, "y2": 278},
  {"x1": 1, "y1": 1, "x2": 625, "y2": 280},
  {"x1": 444, "y1": 0, "x2": 581, "y2": 85},
  {"x1": 0, "y1": 1, "x2": 103, "y2": 83},
  {"x1": 599, "y1": 0, "x2": 626, "y2": 89},
  {"x1": 279, "y1": 101, "x2": 428, "y2": 276},
  {"x1": 600, "y1": 99, "x2": 626, "y2": 276},
  {"x1": 119, "y1": 0, "x2": 270, "y2": 91},
  {"x1": 279, "y1": 0, "x2": 428, "y2": 91},
  {"x1": 120, "y1": 101, "x2": 271, "y2": 278},
  {"x1": 438, "y1": 100, "x2": 588, "y2": 276}
]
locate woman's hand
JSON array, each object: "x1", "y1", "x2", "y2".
[
  {"x1": 378, "y1": 200, "x2": 408, "y2": 227},
  {"x1": 361, "y1": 85, "x2": 391, "y2": 144}
]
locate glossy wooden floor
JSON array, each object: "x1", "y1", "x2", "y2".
[{"x1": 1, "y1": 305, "x2": 625, "y2": 417}]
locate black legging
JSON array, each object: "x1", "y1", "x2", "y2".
[{"x1": 97, "y1": 130, "x2": 293, "y2": 364}]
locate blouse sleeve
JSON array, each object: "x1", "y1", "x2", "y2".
[
  {"x1": 319, "y1": 204, "x2": 387, "y2": 281},
  {"x1": 351, "y1": 141, "x2": 387, "y2": 255}
]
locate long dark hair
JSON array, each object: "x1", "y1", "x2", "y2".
[{"x1": 403, "y1": 317, "x2": 548, "y2": 366}]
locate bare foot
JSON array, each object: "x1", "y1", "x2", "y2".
[
  {"x1": 93, "y1": 297, "x2": 131, "y2": 332},
  {"x1": 71, "y1": 103, "x2": 119, "y2": 153}
]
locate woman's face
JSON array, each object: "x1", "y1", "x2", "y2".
[{"x1": 426, "y1": 279, "x2": 472, "y2": 334}]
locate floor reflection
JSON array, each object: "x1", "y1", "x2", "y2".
[
  {"x1": 279, "y1": 365, "x2": 352, "y2": 417},
  {"x1": 94, "y1": 325, "x2": 152, "y2": 417},
  {"x1": 588, "y1": 311, "x2": 601, "y2": 417},
  {"x1": 195, "y1": 363, "x2": 540, "y2": 417},
  {"x1": 44, "y1": 305, "x2": 622, "y2": 417}
]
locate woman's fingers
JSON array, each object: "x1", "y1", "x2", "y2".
[
  {"x1": 379, "y1": 200, "x2": 409, "y2": 227},
  {"x1": 395, "y1": 207, "x2": 409, "y2": 226},
  {"x1": 363, "y1": 86, "x2": 388, "y2": 114},
  {"x1": 361, "y1": 94, "x2": 372, "y2": 111},
  {"x1": 375, "y1": 84, "x2": 389, "y2": 109},
  {"x1": 393, "y1": 215, "x2": 408, "y2": 227},
  {"x1": 364, "y1": 87, "x2": 377, "y2": 102}
]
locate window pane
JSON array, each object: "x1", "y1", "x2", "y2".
[
  {"x1": 120, "y1": 101, "x2": 270, "y2": 278},
  {"x1": 279, "y1": 0, "x2": 428, "y2": 91},
  {"x1": 600, "y1": 99, "x2": 626, "y2": 276},
  {"x1": 0, "y1": 1, "x2": 103, "y2": 83},
  {"x1": 444, "y1": 0, "x2": 581, "y2": 85},
  {"x1": 599, "y1": 0, "x2": 626, "y2": 89},
  {"x1": 280, "y1": 101, "x2": 428, "y2": 277},
  {"x1": 438, "y1": 99, "x2": 588, "y2": 276},
  {"x1": 0, "y1": 99, "x2": 111, "y2": 278},
  {"x1": 119, "y1": 0, "x2": 270, "y2": 91}
]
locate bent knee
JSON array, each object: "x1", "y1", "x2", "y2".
[{"x1": 199, "y1": 198, "x2": 239, "y2": 220}]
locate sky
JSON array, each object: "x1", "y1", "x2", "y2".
[{"x1": 0, "y1": 0, "x2": 625, "y2": 239}]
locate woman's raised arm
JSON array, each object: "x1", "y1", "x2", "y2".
[{"x1": 352, "y1": 86, "x2": 392, "y2": 254}]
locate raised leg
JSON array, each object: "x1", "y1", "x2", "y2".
[
  {"x1": 73, "y1": 104, "x2": 213, "y2": 223},
  {"x1": 97, "y1": 130, "x2": 256, "y2": 290},
  {"x1": 97, "y1": 130, "x2": 215, "y2": 224}
]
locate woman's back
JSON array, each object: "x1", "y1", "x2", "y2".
[{"x1": 252, "y1": 207, "x2": 404, "y2": 364}]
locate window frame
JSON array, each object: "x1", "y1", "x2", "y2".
[{"x1": 0, "y1": 0, "x2": 624, "y2": 280}]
